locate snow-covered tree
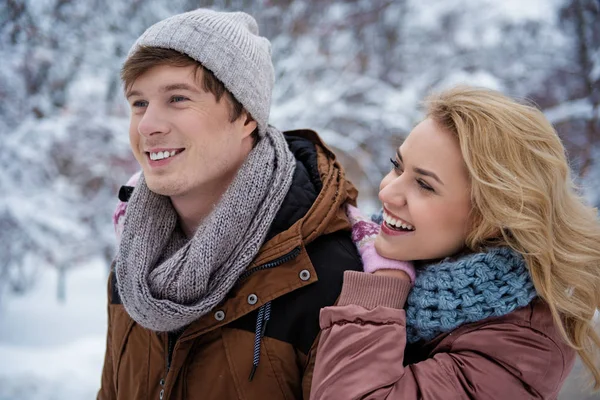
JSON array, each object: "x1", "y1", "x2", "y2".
[{"x1": 1, "y1": 0, "x2": 597, "y2": 300}]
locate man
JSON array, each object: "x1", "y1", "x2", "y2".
[{"x1": 97, "y1": 8, "x2": 362, "y2": 400}]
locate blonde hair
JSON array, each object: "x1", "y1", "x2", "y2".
[{"x1": 426, "y1": 85, "x2": 600, "y2": 390}]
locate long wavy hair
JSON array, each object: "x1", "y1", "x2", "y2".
[{"x1": 425, "y1": 85, "x2": 600, "y2": 389}]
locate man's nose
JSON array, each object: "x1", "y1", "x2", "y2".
[{"x1": 137, "y1": 104, "x2": 169, "y2": 137}]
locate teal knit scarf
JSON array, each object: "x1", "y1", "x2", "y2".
[{"x1": 405, "y1": 247, "x2": 537, "y2": 343}]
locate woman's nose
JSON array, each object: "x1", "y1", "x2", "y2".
[{"x1": 379, "y1": 176, "x2": 408, "y2": 209}]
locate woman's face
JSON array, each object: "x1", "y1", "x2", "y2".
[{"x1": 375, "y1": 118, "x2": 472, "y2": 261}]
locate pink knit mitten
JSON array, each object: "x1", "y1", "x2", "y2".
[
  {"x1": 113, "y1": 171, "x2": 141, "y2": 244},
  {"x1": 346, "y1": 204, "x2": 416, "y2": 283}
]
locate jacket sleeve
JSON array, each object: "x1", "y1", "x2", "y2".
[
  {"x1": 310, "y1": 271, "x2": 569, "y2": 400},
  {"x1": 301, "y1": 332, "x2": 320, "y2": 399},
  {"x1": 97, "y1": 272, "x2": 117, "y2": 400}
]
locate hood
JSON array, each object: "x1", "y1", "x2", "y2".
[{"x1": 251, "y1": 129, "x2": 358, "y2": 266}]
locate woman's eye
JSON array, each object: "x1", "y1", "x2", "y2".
[
  {"x1": 417, "y1": 179, "x2": 435, "y2": 192},
  {"x1": 390, "y1": 158, "x2": 402, "y2": 173}
]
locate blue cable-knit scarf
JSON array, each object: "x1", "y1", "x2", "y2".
[
  {"x1": 370, "y1": 211, "x2": 537, "y2": 343},
  {"x1": 405, "y1": 247, "x2": 537, "y2": 343}
]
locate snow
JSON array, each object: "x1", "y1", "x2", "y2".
[
  {"x1": 435, "y1": 70, "x2": 504, "y2": 92},
  {"x1": 1, "y1": 0, "x2": 599, "y2": 399},
  {"x1": 0, "y1": 259, "x2": 108, "y2": 399},
  {"x1": 0, "y1": 337, "x2": 105, "y2": 400},
  {"x1": 544, "y1": 98, "x2": 597, "y2": 124},
  {"x1": 495, "y1": 0, "x2": 559, "y2": 22}
]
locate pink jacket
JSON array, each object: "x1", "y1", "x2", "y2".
[{"x1": 310, "y1": 271, "x2": 576, "y2": 400}]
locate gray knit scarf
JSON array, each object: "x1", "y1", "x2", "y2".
[{"x1": 115, "y1": 126, "x2": 296, "y2": 332}]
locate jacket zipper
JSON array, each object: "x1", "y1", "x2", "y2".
[
  {"x1": 158, "y1": 246, "x2": 301, "y2": 398},
  {"x1": 237, "y1": 246, "x2": 302, "y2": 282},
  {"x1": 160, "y1": 332, "x2": 176, "y2": 400},
  {"x1": 166, "y1": 332, "x2": 176, "y2": 372}
]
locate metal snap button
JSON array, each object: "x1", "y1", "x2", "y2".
[
  {"x1": 299, "y1": 269, "x2": 311, "y2": 281},
  {"x1": 214, "y1": 310, "x2": 225, "y2": 321},
  {"x1": 247, "y1": 293, "x2": 258, "y2": 305}
]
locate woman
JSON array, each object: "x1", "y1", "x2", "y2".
[{"x1": 310, "y1": 86, "x2": 600, "y2": 399}]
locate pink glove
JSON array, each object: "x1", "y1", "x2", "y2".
[
  {"x1": 113, "y1": 171, "x2": 141, "y2": 244},
  {"x1": 346, "y1": 204, "x2": 416, "y2": 283}
]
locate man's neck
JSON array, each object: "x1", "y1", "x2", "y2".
[
  {"x1": 170, "y1": 188, "x2": 225, "y2": 238},
  {"x1": 172, "y1": 139, "x2": 254, "y2": 237},
  {"x1": 170, "y1": 162, "x2": 243, "y2": 238}
]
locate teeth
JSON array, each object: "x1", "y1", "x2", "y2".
[
  {"x1": 383, "y1": 211, "x2": 414, "y2": 231},
  {"x1": 150, "y1": 150, "x2": 178, "y2": 161}
]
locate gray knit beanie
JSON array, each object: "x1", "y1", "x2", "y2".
[{"x1": 127, "y1": 9, "x2": 274, "y2": 135}]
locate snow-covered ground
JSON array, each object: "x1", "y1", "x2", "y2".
[
  {"x1": 0, "y1": 258, "x2": 598, "y2": 399},
  {"x1": 1, "y1": 1, "x2": 598, "y2": 399},
  {"x1": 0, "y1": 259, "x2": 108, "y2": 400}
]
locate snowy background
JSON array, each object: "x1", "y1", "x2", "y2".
[{"x1": 1, "y1": 0, "x2": 599, "y2": 399}]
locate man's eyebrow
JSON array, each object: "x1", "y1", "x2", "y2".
[
  {"x1": 125, "y1": 83, "x2": 201, "y2": 99},
  {"x1": 396, "y1": 149, "x2": 444, "y2": 185},
  {"x1": 161, "y1": 83, "x2": 201, "y2": 93},
  {"x1": 126, "y1": 89, "x2": 142, "y2": 99}
]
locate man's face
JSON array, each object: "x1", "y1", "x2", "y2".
[{"x1": 126, "y1": 64, "x2": 256, "y2": 200}]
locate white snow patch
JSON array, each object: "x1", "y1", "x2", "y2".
[
  {"x1": 0, "y1": 259, "x2": 108, "y2": 347},
  {"x1": 0, "y1": 259, "x2": 109, "y2": 399}
]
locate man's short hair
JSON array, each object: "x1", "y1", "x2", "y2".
[{"x1": 122, "y1": 46, "x2": 259, "y2": 144}]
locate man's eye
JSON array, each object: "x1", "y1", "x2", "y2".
[
  {"x1": 171, "y1": 96, "x2": 187, "y2": 103},
  {"x1": 132, "y1": 100, "x2": 148, "y2": 108}
]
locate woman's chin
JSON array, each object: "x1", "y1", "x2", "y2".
[{"x1": 374, "y1": 235, "x2": 408, "y2": 261}]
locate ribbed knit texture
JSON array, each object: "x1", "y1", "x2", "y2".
[
  {"x1": 115, "y1": 126, "x2": 295, "y2": 332},
  {"x1": 128, "y1": 8, "x2": 274, "y2": 136},
  {"x1": 406, "y1": 247, "x2": 537, "y2": 343},
  {"x1": 338, "y1": 271, "x2": 412, "y2": 310}
]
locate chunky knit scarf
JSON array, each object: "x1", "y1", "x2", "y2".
[
  {"x1": 405, "y1": 247, "x2": 537, "y2": 343},
  {"x1": 115, "y1": 126, "x2": 295, "y2": 332}
]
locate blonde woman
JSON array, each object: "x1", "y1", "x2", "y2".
[{"x1": 310, "y1": 86, "x2": 600, "y2": 399}]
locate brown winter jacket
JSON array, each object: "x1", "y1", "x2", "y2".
[
  {"x1": 97, "y1": 130, "x2": 363, "y2": 400},
  {"x1": 311, "y1": 271, "x2": 576, "y2": 400}
]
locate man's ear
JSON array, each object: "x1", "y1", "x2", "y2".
[{"x1": 242, "y1": 112, "x2": 258, "y2": 138}]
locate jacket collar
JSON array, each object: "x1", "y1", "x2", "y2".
[
  {"x1": 251, "y1": 129, "x2": 358, "y2": 266},
  {"x1": 263, "y1": 132, "x2": 322, "y2": 242},
  {"x1": 178, "y1": 129, "x2": 358, "y2": 340}
]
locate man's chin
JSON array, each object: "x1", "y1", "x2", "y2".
[{"x1": 145, "y1": 178, "x2": 178, "y2": 197}]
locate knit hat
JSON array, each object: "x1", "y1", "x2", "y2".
[{"x1": 127, "y1": 9, "x2": 274, "y2": 136}]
